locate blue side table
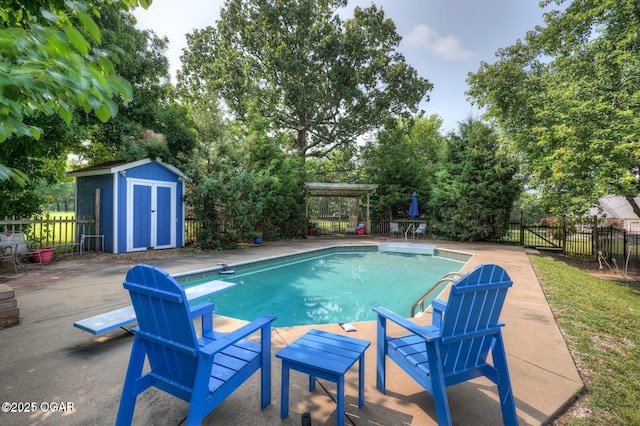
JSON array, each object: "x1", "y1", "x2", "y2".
[{"x1": 276, "y1": 329, "x2": 370, "y2": 426}]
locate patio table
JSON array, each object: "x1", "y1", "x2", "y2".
[{"x1": 276, "y1": 329, "x2": 370, "y2": 426}]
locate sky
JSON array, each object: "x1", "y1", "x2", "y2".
[{"x1": 133, "y1": 0, "x2": 553, "y2": 132}]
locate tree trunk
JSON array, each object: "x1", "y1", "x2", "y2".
[{"x1": 296, "y1": 127, "x2": 307, "y2": 164}]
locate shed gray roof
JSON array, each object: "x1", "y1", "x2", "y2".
[
  {"x1": 304, "y1": 182, "x2": 378, "y2": 197},
  {"x1": 67, "y1": 158, "x2": 189, "y2": 181}
]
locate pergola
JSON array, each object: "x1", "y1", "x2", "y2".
[{"x1": 304, "y1": 182, "x2": 378, "y2": 234}]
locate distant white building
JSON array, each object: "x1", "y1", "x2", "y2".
[{"x1": 587, "y1": 195, "x2": 640, "y2": 232}]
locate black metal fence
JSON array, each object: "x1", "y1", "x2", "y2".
[
  {"x1": 184, "y1": 218, "x2": 201, "y2": 245},
  {"x1": 500, "y1": 221, "x2": 640, "y2": 272}
]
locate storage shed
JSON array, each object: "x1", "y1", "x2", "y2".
[{"x1": 68, "y1": 159, "x2": 189, "y2": 253}]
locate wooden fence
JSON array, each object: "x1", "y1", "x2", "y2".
[
  {"x1": 1, "y1": 216, "x2": 203, "y2": 256},
  {"x1": 0, "y1": 216, "x2": 99, "y2": 255}
]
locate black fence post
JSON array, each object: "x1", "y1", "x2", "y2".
[{"x1": 519, "y1": 211, "x2": 525, "y2": 246}]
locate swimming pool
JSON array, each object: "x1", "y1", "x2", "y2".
[{"x1": 178, "y1": 244, "x2": 469, "y2": 327}]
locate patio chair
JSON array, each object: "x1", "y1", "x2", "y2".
[
  {"x1": 372, "y1": 263, "x2": 518, "y2": 426},
  {"x1": 0, "y1": 232, "x2": 42, "y2": 273},
  {"x1": 389, "y1": 222, "x2": 402, "y2": 238},
  {"x1": 116, "y1": 264, "x2": 276, "y2": 425},
  {"x1": 414, "y1": 223, "x2": 427, "y2": 238},
  {"x1": 0, "y1": 234, "x2": 17, "y2": 274},
  {"x1": 345, "y1": 215, "x2": 359, "y2": 234}
]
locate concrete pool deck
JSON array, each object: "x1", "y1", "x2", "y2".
[{"x1": 0, "y1": 239, "x2": 583, "y2": 425}]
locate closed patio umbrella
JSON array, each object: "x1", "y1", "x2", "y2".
[{"x1": 408, "y1": 192, "x2": 419, "y2": 240}]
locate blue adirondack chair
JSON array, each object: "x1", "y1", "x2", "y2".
[
  {"x1": 116, "y1": 264, "x2": 276, "y2": 425},
  {"x1": 372, "y1": 263, "x2": 518, "y2": 426}
]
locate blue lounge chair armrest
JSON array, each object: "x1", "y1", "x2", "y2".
[
  {"x1": 431, "y1": 299, "x2": 447, "y2": 328},
  {"x1": 431, "y1": 299, "x2": 446, "y2": 312},
  {"x1": 373, "y1": 306, "x2": 440, "y2": 341},
  {"x1": 190, "y1": 302, "x2": 216, "y2": 334},
  {"x1": 189, "y1": 302, "x2": 215, "y2": 319},
  {"x1": 200, "y1": 315, "x2": 276, "y2": 357}
]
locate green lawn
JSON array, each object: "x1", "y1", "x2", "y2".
[{"x1": 530, "y1": 255, "x2": 640, "y2": 425}]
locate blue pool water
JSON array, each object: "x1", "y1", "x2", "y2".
[{"x1": 182, "y1": 249, "x2": 466, "y2": 327}]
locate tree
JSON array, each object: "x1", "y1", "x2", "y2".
[
  {"x1": 179, "y1": 0, "x2": 431, "y2": 161},
  {"x1": 467, "y1": 0, "x2": 640, "y2": 216},
  {"x1": 429, "y1": 119, "x2": 521, "y2": 241},
  {"x1": 360, "y1": 114, "x2": 445, "y2": 220},
  {"x1": 0, "y1": 0, "x2": 152, "y2": 142},
  {"x1": 0, "y1": 113, "x2": 84, "y2": 218},
  {"x1": 76, "y1": 10, "x2": 196, "y2": 166},
  {"x1": 183, "y1": 94, "x2": 306, "y2": 249},
  {"x1": 0, "y1": 0, "x2": 153, "y2": 181},
  {"x1": 244, "y1": 112, "x2": 307, "y2": 239}
]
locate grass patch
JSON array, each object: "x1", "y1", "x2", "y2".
[{"x1": 530, "y1": 255, "x2": 640, "y2": 425}]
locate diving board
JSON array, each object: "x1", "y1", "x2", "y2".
[{"x1": 73, "y1": 279, "x2": 236, "y2": 335}]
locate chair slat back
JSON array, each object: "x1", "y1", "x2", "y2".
[
  {"x1": 123, "y1": 264, "x2": 199, "y2": 388},
  {"x1": 7, "y1": 232, "x2": 29, "y2": 254},
  {"x1": 439, "y1": 264, "x2": 512, "y2": 375}
]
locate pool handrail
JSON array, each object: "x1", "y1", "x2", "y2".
[{"x1": 410, "y1": 272, "x2": 463, "y2": 317}]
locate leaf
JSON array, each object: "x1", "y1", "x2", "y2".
[
  {"x1": 97, "y1": 56, "x2": 115, "y2": 74},
  {"x1": 110, "y1": 76, "x2": 132, "y2": 100},
  {"x1": 87, "y1": 63, "x2": 110, "y2": 93},
  {"x1": 77, "y1": 12, "x2": 101, "y2": 43},
  {"x1": 63, "y1": 25, "x2": 89, "y2": 55},
  {"x1": 94, "y1": 102, "x2": 111, "y2": 122},
  {"x1": 0, "y1": 165, "x2": 28, "y2": 185},
  {"x1": 63, "y1": 0, "x2": 83, "y2": 13},
  {"x1": 58, "y1": 107, "x2": 73, "y2": 124},
  {"x1": 87, "y1": 94, "x2": 103, "y2": 111},
  {"x1": 27, "y1": 125, "x2": 42, "y2": 140},
  {"x1": 39, "y1": 8, "x2": 60, "y2": 23}
]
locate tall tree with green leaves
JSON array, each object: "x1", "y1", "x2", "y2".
[
  {"x1": 0, "y1": 0, "x2": 152, "y2": 183},
  {"x1": 183, "y1": 94, "x2": 306, "y2": 248},
  {"x1": 360, "y1": 114, "x2": 445, "y2": 220},
  {"x1": 0, "y1": 114, "x2": 84, "y2": 218},
  {"x1": 467, "y1": 0, "x2": 640, "y2": 216},
  {"x1": 76, "y1": 10, "x2": 196, "y2": 166},
  {"x1": 0, "y1": 0, "x2": 152, "y2": 146},
  {"x1": 244, "y1": 112, "x2": 308, "y2": 239},
  {"x1": 179, "y1": 0, "x2": 431, "y2": 162},
  {"x1": 429, "y1": 119, "x2": 521, "y2": 241}
]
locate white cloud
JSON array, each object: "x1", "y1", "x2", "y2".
[{"x1": 403, "y1": 24, "x2": 473, "y2": 61}]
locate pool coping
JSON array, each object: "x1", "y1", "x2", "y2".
[{"x1": 174, "y1": 243, "x2": 474, "y2": 286}]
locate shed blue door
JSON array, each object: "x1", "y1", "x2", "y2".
[
  {"x1": 127, "y1": 179, "x2": 177, "y2": 251},
  {"x1": 156, "y1": 186, "x2": 172, "y2": 246},
  {"x1": 133, "y1": 184, "x2": 152, "y2": 249}
]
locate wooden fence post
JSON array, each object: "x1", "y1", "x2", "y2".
[
  {"x1": 562, "y1": 215, "x2": 567, "y2": 254},
  {"x1": 94, "y1": 188, "x2": 101, "y2": 236}
]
